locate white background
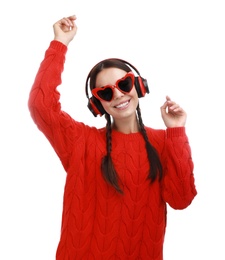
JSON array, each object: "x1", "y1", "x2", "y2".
[{"x1": 1, "y1": 0, "x2": 225, "y2": 259}]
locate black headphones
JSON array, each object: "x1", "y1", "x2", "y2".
[{"x1": 85, "y1": 58, "x2": 150, "y2": 117}]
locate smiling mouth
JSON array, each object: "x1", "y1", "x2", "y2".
[{"x1": 114, "y1": 100, "x2": 129, "y2": 108}]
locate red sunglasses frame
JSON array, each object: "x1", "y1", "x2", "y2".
[{"x1": 91, "y1": 72, "x2": 135, "y2": 102}]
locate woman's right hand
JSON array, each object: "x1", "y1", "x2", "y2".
[{"x1": 53, "y1": 15, "x2": 78, "y2": 46}]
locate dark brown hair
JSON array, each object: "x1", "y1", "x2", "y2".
[{"x1": 88, "y1": 59, "x2": 163, "y2": 193}]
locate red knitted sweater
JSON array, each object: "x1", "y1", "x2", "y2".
[{"x1": 28, "y1": 40, "x2": 197, "y2": 260}]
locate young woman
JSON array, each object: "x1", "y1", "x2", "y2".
[{"x1": 28, "y1": 15, "x2": 197, "y2": 260}]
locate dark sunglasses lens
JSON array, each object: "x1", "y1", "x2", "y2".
[
  {"x1": 97, "y1": 88, "x2": 113, "y2": 101},
  {"x1": 118, "y1": 77, "x2": 133, "y2": 92}
]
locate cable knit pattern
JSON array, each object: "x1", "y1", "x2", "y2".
[{"x1": 28, "y1": 41, "x2": 197, "y2": 260}]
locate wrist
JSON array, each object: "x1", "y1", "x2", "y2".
[{"x1": 54, "y1": 37, "x2": 70, "y2": 46}]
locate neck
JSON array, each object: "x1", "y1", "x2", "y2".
[{"x1": 112, "y1": 116, "x2": 139, "y2": 134}]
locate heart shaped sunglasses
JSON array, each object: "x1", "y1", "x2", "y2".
[{"x1": 91, "y1": 72, "x2": 135, "y2": 102}]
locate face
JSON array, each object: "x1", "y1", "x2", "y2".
[{"x1": 95, "y1": 68, "x2": 139, "y2": 120}]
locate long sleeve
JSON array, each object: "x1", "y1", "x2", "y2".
[
  {"x1": 28, "y1": 40, "x2": 67, "y2": 117},
  {"x1": 161, "y1": 127, "x2": 197, "y2": 209},
  {"x1": 28, "y1": 40, "x2": 85, "y2": 170}
]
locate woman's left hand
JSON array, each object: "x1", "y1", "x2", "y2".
[{"x1": 160, "y1": 96, "x2": 187, "y2": 128}]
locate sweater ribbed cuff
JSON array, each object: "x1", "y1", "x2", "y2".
[
  {"x1": 49, "y1": 40, "x2": 68, "y2": 54},
  {"x1": 166, "y1": 127, "x2": 186, "y2": 138}
]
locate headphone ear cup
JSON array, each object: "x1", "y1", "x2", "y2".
[
  {"x1": 135, "y1": 76, "x2": 150, "y2": 98},
  {"x1": 87, "y1": 97, "x2": 105, "y2": 117}
]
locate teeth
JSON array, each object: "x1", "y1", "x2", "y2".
[{"x1": 116, "y1": 101, "x2": 129, "y2": 108}]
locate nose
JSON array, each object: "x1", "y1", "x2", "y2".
[{"x1": 113, "y1": 87, "x2": 124, "y2": 100}]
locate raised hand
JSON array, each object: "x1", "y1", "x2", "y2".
[
  {"x1": 160, "y1": 95, "x2": 187, "y2": 128},
  {"x1": 53, "y1": 15, "x2": 78, "y2": 46}
]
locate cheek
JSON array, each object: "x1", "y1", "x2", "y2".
[
  {"x1": 130, "y1": 87, "x2": 139, "y2": 100},
  {"x1": 100, "y1": 100, "x2": 111, "y2": 112},
  {"x1": 129, "y1": 88, "x2": 139, "y2": 109}
]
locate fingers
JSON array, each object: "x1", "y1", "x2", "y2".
[
  {"x1": 161, "y1": 96, "x2": 185, "y2": 114},
  {"x1": 160, "y1": 96, "x2": 171, "y2": 112},
  {"x1": 58, "y1": 15, "x2": 76, "y2": 27},
  {"x1": 168, "y1": 102, "x2": 180, "y2": 112},
  {"x1": 165, "y1": 96, "x2": 179, "y2": 111}
]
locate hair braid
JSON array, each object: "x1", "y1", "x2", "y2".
[
  {"x1": 101, "y1": 113, "x2": 123, "y2": 193},
  {"x1": 136, "y1": 105, "x2": 163, "y2": 182}
]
